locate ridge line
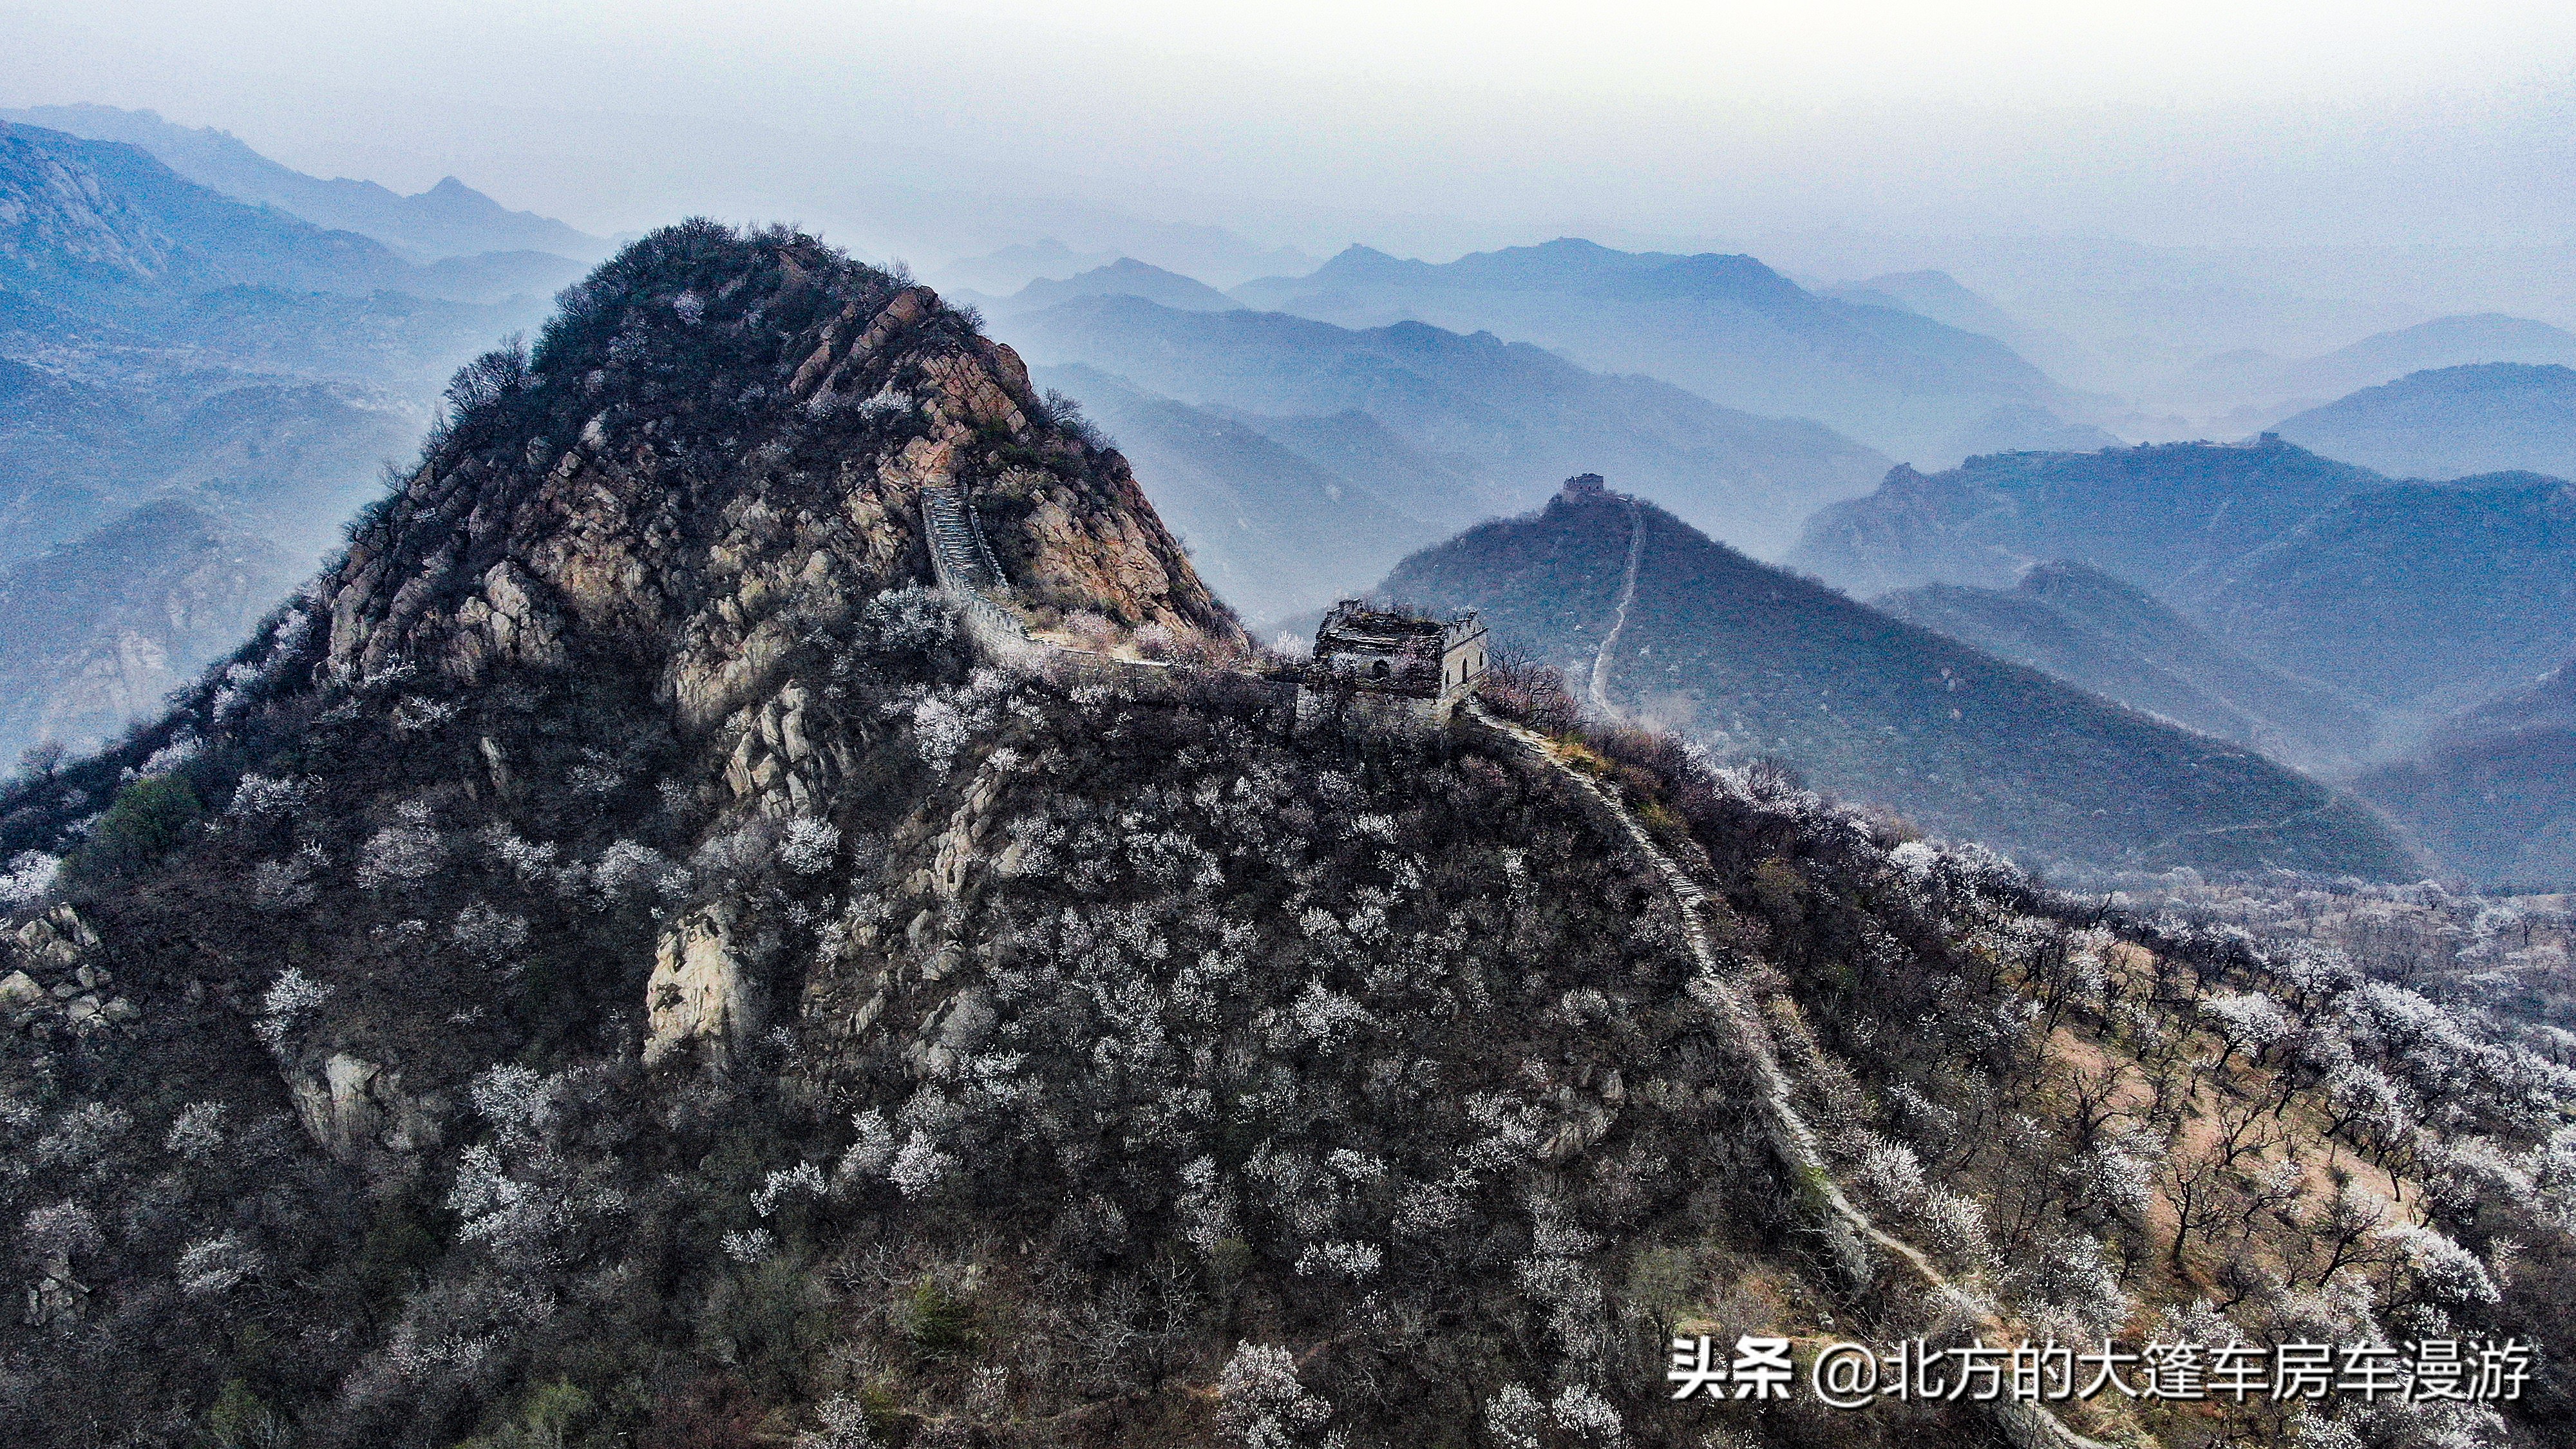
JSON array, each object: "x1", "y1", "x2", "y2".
[
  {"x1": 1465, "y1": 699, "x2": 2126, "y2": 1449},
  {"x1": 1588, "y1": 495, "x2": 1645, "y2": 719}
]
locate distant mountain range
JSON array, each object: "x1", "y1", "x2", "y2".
[
  {"x1": 0, "y1": 357, "x2": 415, "y2": 566},
  {"x1": 0, "y1": 104, "x2": 605, "y2": 262},
  {"x1": 1231, "y1": 238, "x2": 2083, "y2": 464},
  {"x1": 2275, "y1": 363, "x2": 2576, "y2": 481},
  {"x1": 2363, "y1": 650, "x2": 2576, "y2": 886},
  {"x1": 2173, "y1": 313, "x2": 2576, "y2": 421},
  {"x1": 1795, "y1": 435, "x2": 2576, "y2": 750},
  {"x1": 1790, "y1": 434, "x2": 2576, "y2": 885},
  {"x1": 1823, "y1": 268, "x2": 2112, "y2": 391},
  {"x1": 0, "y1": 121, "x2": 582, "y2": 306},
  {"x1": 2195, "y1": 475, "x2": 2576, "y2": 719},
  {"x1": 999, "y1": 292, "x2": 1891, "y2": 564},
  {"x1": 1934, "y1": 404, "x2": 2124, "y2": 462},
  {"x1": 1790, "y1": 436, "x2": 2383, "y2": 598},
  {"x1": 0, "y1": 118, "x2": 559, "y2": 763},
  {"x1": 1875, "y1": 562, "x2": 2374, "y2": 770},
  {"x1": 2441, "y1": 653, "x2": 2576, "y2": 746},
  {"x1": 1374, "y1": 480, "x2": 2418, "y2": 877},
  {"x1": 997, "y1": 258, "x2": 1241, "y2": 316},
  {"x1": 1028, "y1": 363, "x2": 1443, "y2": 627},
  {"x1": 936, "y1": 237, "x2": 1118, "y2": 294},
  {"x1": 0, "y1": 500, "x2": 296, "y2": 760}
]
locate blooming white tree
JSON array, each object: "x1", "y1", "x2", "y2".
[
  {"x1": 2201, "y1": 992, "x2": 2292, "y2": 1070},
  {"x1": 793, "y1": 1396, "x2": 877, "y2": 1449},
  {"x1": 0, "y1": 851, "x2": 60, "y2": 908},
  {"x1": 753, "y1": 1162, "x2": 829, "y2": 1217},
  {"x1": 1549, "y1": 1384, "x2": 1624, "y2": 1444},
  {"x1": 175, "y1": 1231, "x2": 265, "y2": 1296},
  {"x1": 779, "y1": 818, "x2": 842, "y2": 876},
  {"x1": 1484, "y1": 1384, "x2": 1544, "y2": 1449},
  {"x1": 1217, "y1": 1341, "x2": 1331, "y2": 1448},
  {"x1": 450, "y1": 902, "x2": 529, "y2": 964},
  {"x1": 20, "y1": 1200, "x2": 101, "y2": 1264},
  {"x1": 356, "y1": 822, "x2": 445, "y2": 891},
  {"x1": 164, "y1": 1101, "x2": 227, "y2": 1160},
  {"x1": 255, "y1": 967, "x2": 333, "y2": 1051}
]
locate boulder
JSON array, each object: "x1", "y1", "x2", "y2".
[
  {"x1": 289, "y1": 1052, "x2": 446, "y2": 1161},
  {"x1": 643, "y1": 903, "x2": 762, "y2": 1069}
]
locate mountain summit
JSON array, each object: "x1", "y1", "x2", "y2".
[
  {"x1": 1, "y1": 225, "x2": 2568, "y2": 1449},
  {"x1": 1379, "y1": 479, "x2": 2418, "y2": 878},
  {"x1": 308, "y1": 222, "x2": 1231, "y2": 714}
]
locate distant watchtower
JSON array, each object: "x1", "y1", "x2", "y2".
[{"x1": 1311, "y1": 600, "x2": 1489, "y2": 721}]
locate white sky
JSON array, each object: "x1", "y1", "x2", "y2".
[{"x1": 6, "y1": 0, "x2": 2574, "y2": 258}]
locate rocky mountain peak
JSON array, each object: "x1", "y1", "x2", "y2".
[{"x1": 315, "y1": 220, "x2": 1236, "y2": 729}]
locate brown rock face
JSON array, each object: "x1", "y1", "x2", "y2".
[{"x1": 312, "y1": 223, "x2": 1236, "y2": 735}]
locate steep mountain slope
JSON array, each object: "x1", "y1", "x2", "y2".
[
  {"x1": 0, "y1": 361, "x2": 415, "y2": 761},
  {"x1": 2442, "y1": 653, "x2": 2576, "y2": 746},
  {"x1": 0, "y1": 501, "x2": 297, "y2": 760},
  {"x1": 1381, "y1": 480, "x2": 2417, "y2": 877},
  {"x1": 2359, "y1": 730, "x2": 2576, "y2": 888},
  {"x1": 1789, "y1": 437, "x2": 2385, "y2": 598},
  {"x1": 1001, "y1": 293, "x2": 1890, "y2": 558},
  {"x1": 5, "y1": 223, "x2": 2568, "y2": 1449},
  {"x1": 1028, "y1": 363, "x2": 1440, "y2": 625},
  {"x1": 2197, "y1": 476, "x2": 2576, "y2": 717},
  {"x1": 2286, "y1": 314, "x2": 2576, "y2": 402},
  {"x1": 1877, "y1": 562, "x2": 2376, "y2": 770},
  {"x1": 1822, "y1": 268, "x2": 2107, "y2": 388},
  {"x1": 1000, "y1": 258, "x2": 1240, "y2": 316},
  {"x1": 2275, "y1": 363, "x2": 2576, "y2": 482},
  {"x1": 1231, "y1": 238, "x2": 2074, "y2": 462},
  {"x1": 0, "y1": 104, "x2": 607, "y2": 261},
  {"x1": 0, "y1": 122, "x2": 578, "y2": 306}
]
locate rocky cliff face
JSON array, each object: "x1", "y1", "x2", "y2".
[
  {"x1": 0, "y1": 224, "x2": 2568, "y2": 1449},
  {"x1": 316, "y1": 222, "x2": 1230, "y2": 719}
]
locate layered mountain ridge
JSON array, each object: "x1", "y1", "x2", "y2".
[
  {"x1": 0, "y1": 120, "x2": 580, "y2": 306},
  {"x1": 0, "y1": 119, "x2": 578, "y2": 762},
  {"x1": 1231, "y1": 238, "x2": 2085, "y2": 463},
  {"x1": 1794, "y1": 440, "x2": 2576, "y2": 739},
  {"x1": 0, "y1": 103, "x2": 607, "y2": 262},
  {"x1": 0, "y1": 222, "x2": 2568, "y2": 1449},
  {"x1": 1376, "y1": 482, "x2": 2420, "y2": 879},
  {"x1": 1001, "y1": 292, "x2": 1890, "y2": 562}
]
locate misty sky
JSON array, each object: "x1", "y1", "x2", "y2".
[{"x1": 8, "y1": 0, "x2": 2575, "y2": 264}]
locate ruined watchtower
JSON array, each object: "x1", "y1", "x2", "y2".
[{"x1": 1310, "y1": 600, "x2": 1489, "y2": 721}]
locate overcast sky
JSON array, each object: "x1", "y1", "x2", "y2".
[{"x1": 8, "y1": 0, "x2": 2575, "y2": 262}]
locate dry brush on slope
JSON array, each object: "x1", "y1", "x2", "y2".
[{"x1": 0, "y1": 225, "x2": 2566, "y2": 1449}]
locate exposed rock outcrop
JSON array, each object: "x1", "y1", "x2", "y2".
[
  {"x1": 287, "y1": 1052, "x2": 446, "y2": 1162},
  {"x1": 643, "y1": 903, "x2": 762, "y2": 1068}
]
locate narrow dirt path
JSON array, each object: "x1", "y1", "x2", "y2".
[
  {"x1": 1466, "y1": 701, "x2": 2121, "y2": 1449},
  {"x1": 1586, "y1": 496, "x2": 1646, "y2": 719}
]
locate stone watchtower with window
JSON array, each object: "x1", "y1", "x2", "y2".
[{"x1": 1309, "y1": 600, "x2": 1490, "y2": 721}]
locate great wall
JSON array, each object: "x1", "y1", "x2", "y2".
[{"x1": 914, "y1": 469, "x2": 2121, "y2": 1449}]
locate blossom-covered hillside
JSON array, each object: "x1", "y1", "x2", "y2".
[{"x1": 0, "y1": 224, "x2": 2568, "y2": 1449}]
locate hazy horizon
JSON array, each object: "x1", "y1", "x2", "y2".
[{"x1": 8, "y1": 1, "x2": 2575, "y2": 267}]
